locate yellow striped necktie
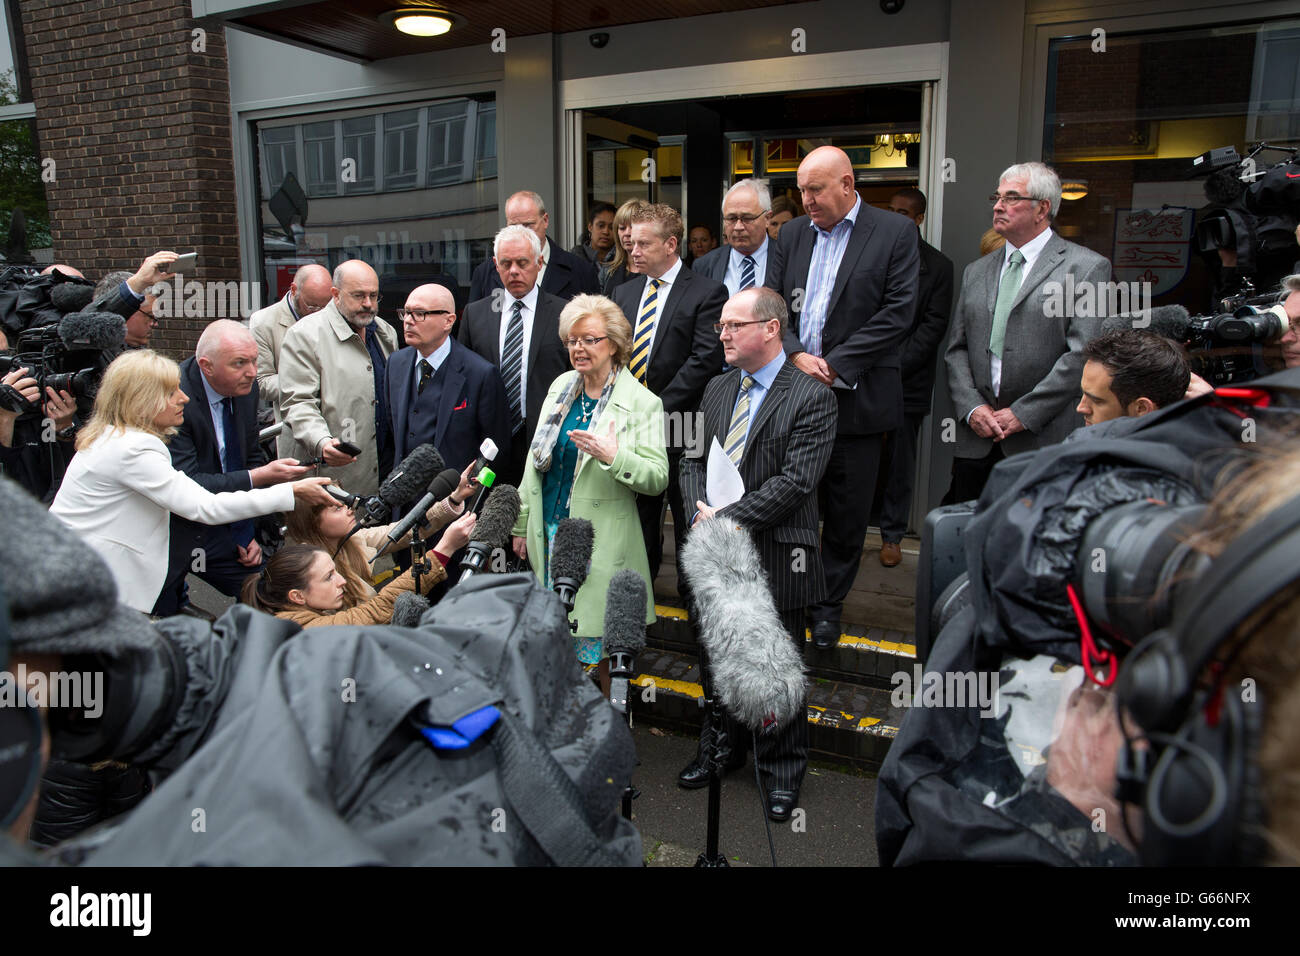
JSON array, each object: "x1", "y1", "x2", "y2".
[
  {"x1": 629, "y1": 278, "x2": 661, "y2": 384},
  {"x1": 724, "y1": 374, "x2": 756, "y2": 464}
]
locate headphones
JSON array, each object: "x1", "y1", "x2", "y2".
[
  {"x1": 1115, "y1": 493, "x2": 1300, "y2": 865},
  {"x1": 0, "y1": 577, "x2": 45, "y2": 830}
]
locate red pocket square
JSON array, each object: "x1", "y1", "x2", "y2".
[{"x1": 453, "y1": 399, "x2": 468, "y2": 411}]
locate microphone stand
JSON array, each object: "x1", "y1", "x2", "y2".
[
  {"x1": 408, "y1": 523, "x2": 431, "y2": 595},
  {"x1": 695, "y1": 645, "x2": 730, "y2": 868},
  {"x1": 608, "y1": 651, "x2": 640, "y2": 822}
]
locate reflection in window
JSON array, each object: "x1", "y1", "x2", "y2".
[
  {"x1": 383, "y1": 110, "x2": 419, "y2": 190},
  {"x1": 428, "y1": 102, "x2": 467, "y2": 185},
  {"x1": 342, "y1": 116, "x2": 376, "y2": 194},
  {"x1": 302, "y1": 121, "x2": 336, "y2": 197}
]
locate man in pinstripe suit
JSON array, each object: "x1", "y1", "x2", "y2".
[{"x1": 677, "y1": 287, "x2": 837, "y2": 821}]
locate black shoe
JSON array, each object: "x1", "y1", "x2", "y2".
[
  {"x1": 767, "y1": 789, "x2": 798, "y2": 822},
  {"x1": 677, "y1": 755, "x2": 745, "y2": 789},
  {"x1": 811, "y1": 620, "x2": 839, "y2": 650}
]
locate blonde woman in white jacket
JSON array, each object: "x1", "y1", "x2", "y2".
[{"x1": 51, "y1": 350, "x2": 333, "y2": 613}]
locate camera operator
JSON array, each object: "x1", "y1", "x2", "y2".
[
  {"x1": 0, "y1": 362, "x2": 77, "y2": 503},
  {"x1": 1074, "y1": 329, "x2": 1191, "y2": 429},
  {"x1": 1270, "y1": 274, "x2": 1300, "y2": 368}
]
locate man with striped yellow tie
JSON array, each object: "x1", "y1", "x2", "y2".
[
  {"x1": 677, "y1": 287, "x2": 837, "y2": 820},
  {"x1": 612, "y1": 203, "x2": 728, "y2": 583}
]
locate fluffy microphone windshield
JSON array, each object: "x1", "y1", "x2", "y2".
[
  {"x1": 679, "y1": 519, "x2": 806, "y2": 730},
  {"x1": 603, "y1": 569, "x2": 646, "y2": 656},
  {"x1": 390, "y1": 591, "x2": 429, "y2": 628},
  {"x1": 57, "y1": 310, "x2": 125, "y2": 350},
  {"x1": 49, "y1": 282, "x2": 95, "y2": 314},
  {"x1": 473, "y1": 483, "x2": 521, "y2": 547},
  {"x1": 377, "y1": 444, "x2": 444, "y2": 508},
  {"x1": 551, "y1": 517, "x2": 594, "y2": 585},
  {"x1": 1100, "y1": 304, "x2": 1191, "y2": 340}
]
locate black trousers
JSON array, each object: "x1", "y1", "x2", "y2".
[
  {"x1": 943, "y1": 443, "x2": 1005, "y2": 506},
  {"x1": 637, "y1": 450, "x2": 687, "y2": 586},
  {"x1": 152, "y1": 529, "x2": 262, "y2": 616},
  {"x1": 493, "y1": 425, "x2": 527, "y2": 492},
  {"x1": 694, "y1": 606, "x2": 808, "y2": 795},
  {"x1": 879, "y1": 412, "x2": 926, "y2": 543},
  {"x1": 810, "y1": 432, "x2": 885, "y2": 626}
]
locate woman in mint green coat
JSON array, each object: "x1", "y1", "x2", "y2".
[{"x1": 511, "y1": 294, "x2": 669, "y2": 695}]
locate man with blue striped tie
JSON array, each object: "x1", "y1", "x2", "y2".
[
  {"x1": 693, "y1": 178, "x2": 784, "y2": 295},
  {"x1": 612, "y1": 203, "x2": 729, "y2": 584}
]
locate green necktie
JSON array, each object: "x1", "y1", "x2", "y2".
[{"x1": 989, "y1": 249, "x2": 1025, "y2": 359}]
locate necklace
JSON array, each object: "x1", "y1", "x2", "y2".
[{"x1": 578, "y1": 394, "x2": 597, "y2": 424}]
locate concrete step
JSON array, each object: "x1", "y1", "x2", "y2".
[{"x1": 630, "y1": 607, "x2": 913, "y2": 770}]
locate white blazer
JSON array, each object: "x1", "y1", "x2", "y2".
[{"x1": 50, "y1": 428, "x2": 295, "y2": 613}]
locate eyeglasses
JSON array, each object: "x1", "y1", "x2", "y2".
[
  {"x1": 988, "y1": 193, "x2": 1043, "y2": 206},
  {"x1": 565, "y1": 336, "x2": 608, "y2": 349},
  {"x1": 397, "y1": 308, "x2": 452, "y2": 321},
  {"x1": 344, "y1": 290, "x2": 382, "y2": 303},
  {"x1": 722, "y1": 213, "x2": 767, "y2": 225},
  {"x1": 713, "y1": 319, "x2": 770, "y2": 335},
  {"x1": 135, "y1": 310, "x2": 158, "y2": 325}
]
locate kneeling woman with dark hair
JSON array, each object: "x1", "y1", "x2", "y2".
[{"x1": 242, "y1": 511, "x2": 475, "y2": 627}]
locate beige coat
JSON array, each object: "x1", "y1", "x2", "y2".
[
  {"x1": 278, "y1": 300, "x2": 398, "y2": 496},
  {"x1": 249, "y1": 292, "x2": 296, "y2": 414}
]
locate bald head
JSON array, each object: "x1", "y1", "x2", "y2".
[
  {"x1": 41, "y1": 264, "x2": 84, "y2": 278},
  {"x1": 331, "y1": 260, "x2": 380, "y2": 329},
  {"x1": 291, "y1": 263, "x2": 332, "y2": 318},
  {"x1": 797, "y1": 146, "x2": 858, "y2": 231},
  {"x1": 401, "y1": 283, "x2": 456, "y2": 356},
  {"x1": 196, "y1": 319, "x2": 259, "y2": 398}
]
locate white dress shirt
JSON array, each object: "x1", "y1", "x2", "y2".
[
  {"x1": 722, "y1": 237, "x2": 770, "y2": 297},
  {"x1": 496, "y1": 284, "x2": 540, "y2": 417},
  {"x1": 990, "y1": 227, "x2": 1054, "y2": 398},
  {"x1": 635, "y1": 257, "x2": 684, "y2": 354},
  {"x1": 413, "y1": 336, "x2": 453, "y2": 389}
]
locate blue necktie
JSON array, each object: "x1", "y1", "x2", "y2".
[{"x1": 221, "y1": 398, "x2": 255, "y2": 547}]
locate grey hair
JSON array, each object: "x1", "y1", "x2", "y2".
[
  {"x1": 493, "y1": 224, "x2": 542, "y2": 260},
  {"x1": 94, "y1": 270, "x2": 134, "y2": 299},
  {"x1": 1282, "y1": 274, "x2": 1300, "y2": 294},
  {"x1": 724, "y1": 178, "x2": 772, "y2": 213},
  {"x1": 196, "y1": 319, "x2": 255, "y2": 362},
  {"x1": 507, "y1": 190, "x2": 547, "y2": 217},
  {"x1": 999, "y1": 162, "x2": 1062, "y2": 220}
]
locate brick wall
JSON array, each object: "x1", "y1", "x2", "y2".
[{"x1": 18, "y1": 0, "x2": 239, "y2": 357}]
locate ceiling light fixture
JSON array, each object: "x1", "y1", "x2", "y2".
[
  {"x1": 1061, "y1": 180, "x2": 1089, "y2": 201},
  {"x1": 379, "y1": 6, "x2": 463, "y2": 37}
]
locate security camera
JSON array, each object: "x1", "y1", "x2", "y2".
[
  {"x1": 880, "y1": 0, "x2": 904, "y2": 12},
  {"x1": 589, "y1": 32, "x2": 609, "y2": 48}
]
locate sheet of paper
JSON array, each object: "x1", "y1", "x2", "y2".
[{"x1": 706, "y1": 437, "x2": 745, "y2": 509}]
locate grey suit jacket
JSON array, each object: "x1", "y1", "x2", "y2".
[
  {"x1": 679, "y1": 360, "x2": 836, "y2": 611},
  {"x1": 944, "y1": 231, "x2": 1112, "y2": 458},
  {"x1": 249, "y1": 293, "x2": 296, "y2": 409},
  {"x1": 692, "y1": 238, "x2": 783, "y2": 292}
]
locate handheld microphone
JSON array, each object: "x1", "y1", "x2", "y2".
[
  {"x1": 550, "y1": 518, "x2": 594, "y2": 621},
  {"x1": 604, "y1": 569, "x2": 647, "y2": 716},
  {"x1": 57, "y1": 310, "x2": 126, "y2": 351},
  {"x1": 467, "y1": 438, "x2": 499, "y2": 513},
  {"x1": 324, "y1": 484, "x2": 362, "y2": 508},
  {"x1": 374, "y1": 467, "x2": 461, "y2": 559},
  {"x1": 679, "y1": 519, "x2": 806, "y2": 732},
  {"x1": 390, "y1": 591, "x2": 429, "y2": 628},
  {"x1": 457, "y1": 484, "x2": 521, "y2": 583},
  {"x1": 351, "y1": 444, "x2": 445, "y2": 527}
]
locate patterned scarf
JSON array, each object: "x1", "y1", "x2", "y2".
[{"x1": 530, "y1": 366, "x2": 620, "y2": 486}]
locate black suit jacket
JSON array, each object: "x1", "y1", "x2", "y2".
[
  {"x1": 901, "y1": 237, "x2": 955, "y2": 413},
  {"x1": 167, "y1": 356, "x2": 269, "y2": 556},
  {"x1": 692, "y1": 238, "x2": 784, "y2": 291},
  {"x1": 457, "y1": 289, "x2": 571, "y2": 442},
  {"x1": 611, "y1": 264, "x2": 728, "y2": 419},
  {"x1": 679, "y1": 360, "x2": 837, "y2": 610},
  {"x1": 769, "y1": 205, "x2": 919, "y2": 435},
  {"x1": 386, "y1": 338, "x2": 512, "y2": 475},
  {"x1": 468, "y1": 242, "x2": 600, "y2": 303}
]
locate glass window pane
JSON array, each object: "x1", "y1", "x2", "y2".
[
  {"x1": 0, "y1": 117, "x2": 51, "y2": 259},
  {"x1": 302, "y1": 121, "x2": 336, "y2": 197}
]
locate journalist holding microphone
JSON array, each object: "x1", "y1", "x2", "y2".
[
  {"x1": 511, "y1": 294, "x2": 668, "y2": 691},
  {"x1": 50, "y1": 349, "x2": 333, "y2": 613}
]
